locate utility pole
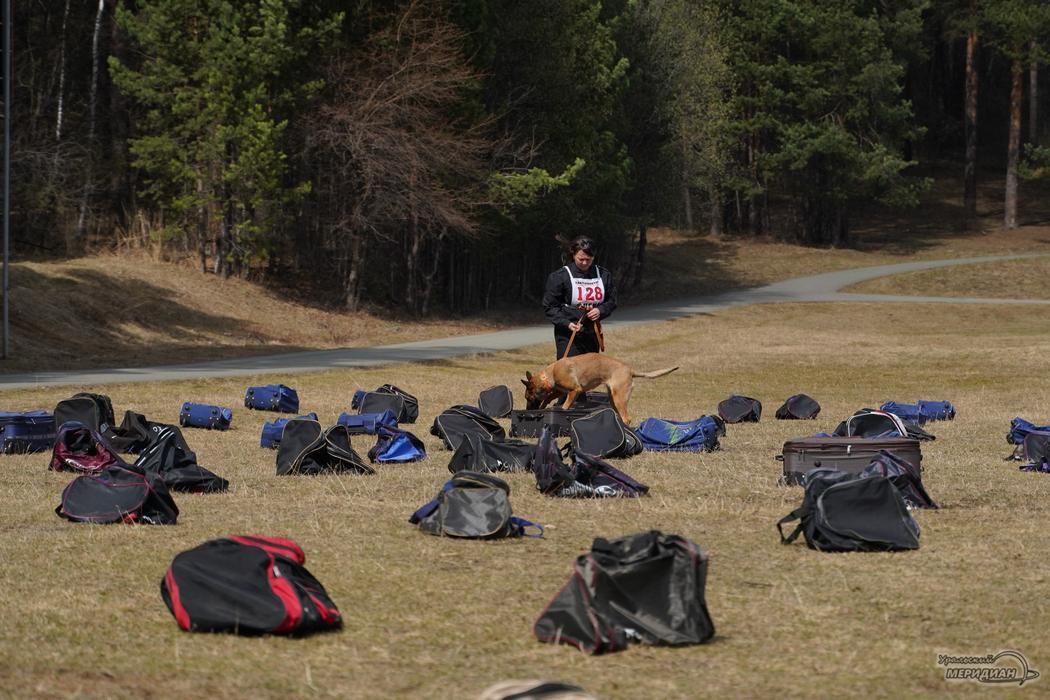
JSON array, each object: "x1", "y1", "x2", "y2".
[{"x1": 3, "y1": 0, "x2": 11, "y2": 360}]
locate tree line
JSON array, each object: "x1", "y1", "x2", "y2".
[{"x1": 7, "y1": 0, "x2": 1050, "y2": 314}]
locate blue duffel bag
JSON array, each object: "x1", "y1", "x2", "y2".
[
  {"x1": 179, "y1": 403, "x2": 233, "y2": 431},
  {"x1": 245, "y1": 384, "x2": 299, "y2": 413}
]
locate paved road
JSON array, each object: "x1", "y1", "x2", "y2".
[{"x1": 4, "y1": 254, "x2": 1047, "y2": 390}]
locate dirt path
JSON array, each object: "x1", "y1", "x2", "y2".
[{"x1": 4, "y1": 254, "x2": 1046, "y2": 390}]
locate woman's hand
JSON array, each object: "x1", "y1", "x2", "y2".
[
  {"x1": 585, "y1": 307, "x2": 601, "y2": 321},
  {"x1": 569, "y1": 321, "x2": 582, "y2": 332}
]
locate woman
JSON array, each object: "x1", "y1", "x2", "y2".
[{"x1": 543, "y1": 236, "x2": 618, "y2": 359}]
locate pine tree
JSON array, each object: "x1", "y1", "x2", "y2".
[
  {"x1": 716, "y1": 0, "x2": 930, "y2": 246},
  {"x1": 110, "y1": 0, "x2": 340, "y2": 275}
]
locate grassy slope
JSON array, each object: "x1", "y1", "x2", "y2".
[
  {"x1": 4, "y1": 164, "x2": 1049, "y2": 376},
  {"x1": 0, "y1": 171, "x2": 1048, "y2": 699}
]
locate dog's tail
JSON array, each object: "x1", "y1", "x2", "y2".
[{"x1": 633, "y1": 366, "x2": 679, "y2": 379}]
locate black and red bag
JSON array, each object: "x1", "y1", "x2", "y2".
[
  {"x1": 56, "y1": 463, "x2": 179, "y2": 524},
  {"x1": 160, "y1": 536, "x2": 343, "y2": 635}
]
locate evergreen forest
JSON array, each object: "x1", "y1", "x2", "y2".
[{"x1": 7, "y1": 0, "x2": 1050, "y2": 314}]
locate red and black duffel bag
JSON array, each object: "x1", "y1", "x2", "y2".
[{"x1": 161, "y1": 536, "x2": 343, "y2": 635}]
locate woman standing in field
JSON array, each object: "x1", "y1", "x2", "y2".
[{"x1": 542, "y1": 235, "x2": 618, "y2": 360}]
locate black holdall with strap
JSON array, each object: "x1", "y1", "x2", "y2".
[
  {"x1": 275, "y1": 420, "x2": 374, "y2": 476},
  {"x1": 564, "y1": 447, "x2": 649, "y2": 498},
  {"x1": 160, "y1": 536, "x2": 342, "y2": 635},
  {"x1": 409, "y1": 472, "x2": 542, "y2": 539},
  {"x1": 777, "y1": 468, "x2": 921, "y2": 552}
]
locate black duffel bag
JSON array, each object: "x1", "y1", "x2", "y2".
[
  {"x1": 534, "y1": 530, "x2": 715, "y2": 654},
  {"x1": 777, "y1": 467, "x2": 921, "y2": 552}
]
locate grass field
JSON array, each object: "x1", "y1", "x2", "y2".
[{"x1": 2, "y1": 292, "x2": 1050, "y2": 699}]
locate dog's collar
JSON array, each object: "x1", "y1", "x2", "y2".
[{"x1": 540, "y1": 372, "x2": 551, "y2": 392}]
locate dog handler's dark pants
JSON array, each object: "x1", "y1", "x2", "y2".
[{"x1": 554, "y1": 331, "x2": 601, "y2": 361}]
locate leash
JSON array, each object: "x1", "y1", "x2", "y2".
[{"x1": 561, "y1": 306, "x2": 604, "y2": 359}]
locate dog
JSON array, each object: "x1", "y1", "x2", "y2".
[{"x1": 521, "y1": 353, "x2": 678, "y2": 425}]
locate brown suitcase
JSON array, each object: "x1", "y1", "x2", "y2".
[{"x1": 777, "y1": 436, "x2": 922, "y2": 486}]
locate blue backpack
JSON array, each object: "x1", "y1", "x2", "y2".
[
  {"x1": 635, "y1": 416, "x2": 722, "y2": 452},
  {"x1": 367, "y1": 426, "x2": 426, "y2": 463}
]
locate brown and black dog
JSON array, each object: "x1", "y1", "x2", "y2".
[{"x1": 521, "y1": 353, "x2": 678, "y2": 425}]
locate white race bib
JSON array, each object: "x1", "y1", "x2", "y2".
[{"x1": 565, "y1": 266, "x2": 605, "y2": 307}]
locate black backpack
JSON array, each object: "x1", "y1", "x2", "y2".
[
  {"x1": 409, "y1": 472, "x2": 542, "y2": 539},
  {"x1": 568, "y1": 408, "x2": 642, "y2": 458},
  {"x1": 534, "y1": 531, "x2": 715, "y2": 654},
  {"x1": 160, "y1": 536, "x2": 342, "y2": 635},
  {"x1": 56, "y1": 463, "x2": 179, "y2": 525},
  {"x1": 430, "y1": 405, "x2": 506, "y2": 450},
  {"x1": 276, "y1": 420, "x2": 374, "y2": 476},
  {"x1": 478, "y1": 385, "x2": 514, "y2": 419},
  {"x1": 717, "y1": 395, "x2": 762, "y2": 423},
  {"x1": 54, "y1": 392, "x2": 116, "y2": 433},
  {"x1": 777, "y1": 468, "x2": 921, "y2": 552},
  {"x1": 775, "y1": 394, "x2": 821, "y2": 420},
  {"x1": 447, "y1": 432, "x2": 535, "y2": 474},
  {"x1": 353, "y1": 384, "x2": 419, "y2": 423}
]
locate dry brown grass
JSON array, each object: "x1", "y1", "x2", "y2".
[
  {"x1": 844, "y1": 256, "x2": 1050, "y2": 299},
  {"x1": 1, "y1": 298, "x2": 1050, "y2": 699},
  {"x1": 2, "y1": 168, "x2": 1049, "y2": 698}
]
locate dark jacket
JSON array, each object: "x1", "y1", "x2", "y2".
[{"x1": 543, "y1": 263, "x2": 618, "y2": 343}]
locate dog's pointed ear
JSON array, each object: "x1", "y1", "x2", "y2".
[
  {"x1": 521, "y1": 378, "x2": 530, "y2": 387},
  {"x1": 525, "y1": 371, "x2": 533, "y2": 380}
]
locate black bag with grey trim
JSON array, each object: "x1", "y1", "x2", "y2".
[
  {"x1": 568, "y1": 408, "x2": 642, "y2": 458},
  {"x1": 275, "y1": 420, "x2": 374, "y2": 476}
]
